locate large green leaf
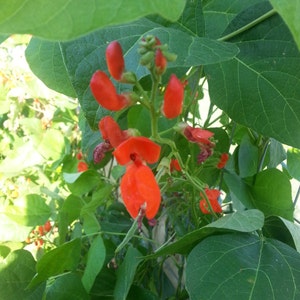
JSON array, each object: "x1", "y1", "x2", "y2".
[
  {"x1": 269, "y1": 0, "x2": 300, "y2": 50},
  {"x1": 25, "y1": 38, "x2": 76, "y2": 97},
  {"x1": 186, "y1": 233, "x2": 300, "y2": 300},
  {"x1": 152, "y1": 209, "x2": 264, "y2": 257},
  {"x1": 28, "y1": 238, "x2": 81, "y2": 288},
  {"x1": 0, "y1": 250, "x2": 45, "y2": 299},
  {"x1": 0, "y1": 0, "x2": 186, "y2": 40},
  {"x1": 204, "y1": 2, "x2": 300, "y2": 148}
]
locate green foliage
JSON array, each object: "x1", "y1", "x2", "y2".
[
  {"x1": 186, "y1": 233, "x2": 300, "y2": 300},
  {"x1": 1, "y1": 0, "x2": 300, "y2": 299}
]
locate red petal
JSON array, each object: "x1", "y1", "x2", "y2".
[
  {"x1": 106, "y1": 41, "x2": 125, "y2": 81},
  {"x1": 120, "y1": 164, "x2": 161, "y2": 219},
  {"x1": 98, "y1": 116, "x2": 128, "y2": 148},
  {"x1": 162, "y1": 74, "x2": 184, "y2": 119},
  {"x1": 90, "y1": 71, "x2": 129, "y2": 111},
  {"x1": 155, "y1": 49, "x2": 167, "y2": 75},
  {"x1": 113, "y1": 137, "x2": 161, "y2": 165}
]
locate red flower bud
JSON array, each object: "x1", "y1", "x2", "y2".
[
  {"x1": 77, "y1": 161, "x2": 88, "y2": 172},
  {"x1": 113, "y1": 137, "x2": 161, "y2": 166},
  {"x1": 90, "y1": 71, "x2": 131, "y2": 111},
  {"x1": 120, "y1": 163, "x2": 161, "y2": 219},
  {"x1": 105, "y1": 41, "x2": 125, "y2": 81},
  {"x1": 155, "y1": 49, "x2": 167, "y2": 75},
  {"x1": 217, "y1": 153, "x2": 229, "y2": 169},
  {"x1": 162, "y1": 74, "x2": 184, "y2": 119},
  {"x1": 170, "y1": 158, "x2": 181, "y2": 172},
  {"x1": 43, "y1": 220, "x2": 52, "y2": 232}
]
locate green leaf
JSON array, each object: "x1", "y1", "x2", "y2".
[
  {"x1": 46, "y1": 273, "x2": 89, "y2": 300},
  {"x1": 61, "y1": 194, "x2": 83, "y2": 225},
  {"x1": 238, "y1": 134, "x2": 258, "y2": 178},
  {"x1": 251, "y1": 168, "x2": 294, "y2": 221},
  {"x1": 4, "y1": 194, "x2": 51, "y2": 226},
  {"x1": 264, "y1": 216, "x2": 300, "y2": 253},
  {"x1": 269, "y1": 0, "x2": 300, "y2": 50},
  {"x1": 63, "y1": 170, "x2": 101, "y2": 195},
  {"x1": 152, "y1": 209, "x2": 264, "y2": 257},
  {"x1": 223, "y1": 171, "x2": 255, "y2": 209},
  {"x1": 0, "y1": 0, "x2": 186, "y2": 40},
  {"x1": 266, "y1": 138, "x2": 286, "y2": 168},
  {"x1": 82, "y1": 235, "x2": 106, "y2": 292},
  {"x1": 202, "y1": 0, "x2": 263, "y2": 38},
  {"x1": 287, "y1": 148, "x2": 300, "y2": 181},
  {"x1": 204, "y1": 2, "x2": 300, "y2": 148},
  {"x1": 0, "y1": 250, "x2": 45, "y2": 299},
  {"x1": 25, "y1": 38, "x2": 76, "y2": 97},
  {"x1": 114, "y1": 246, "x2": 143, "y2": 300},
  {"x1": 186, "y1": 233, "x2": 300, "y2": 300},
  {"x1": 82, "y1": 212, "x2": 100, "y2": 235},
  {"x1": 28, "y1": 238, "x2": 81, "y2": 289}
]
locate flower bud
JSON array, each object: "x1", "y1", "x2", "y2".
[
  {"x1": 155, "y1": 49, "x2": 167, "y2": 75},
  {"x1": 105, "y1": 41, "x2": 125, "y2": 81},
  {"x1": 162, "y1": 74, "x2": 184, "y2": 119}
]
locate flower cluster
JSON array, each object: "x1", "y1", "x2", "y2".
[{"x1": 25, "y1": 220, "x2": 52, "y2": 249}]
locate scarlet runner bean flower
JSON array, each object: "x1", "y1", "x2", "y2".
[
  {"x1": 162, "y1": 74, "x2": 184, "y2": 119},
  {"x1": 93, "y1": 116, "x2": 129, "y2": 164},
  {"x1": 77, "y1": 161, "x2": 88, "y2": 172},
  {"x1": 181, "y1": 124, "x2": 215, "y2": 163},
  {"x1": 217, "y1": 153, "x2": 229, "y2": 169},
  {"x1": 105, "y1": 41, "x2": 125, "y2": 81},
  {"x1": 90, "y1": 71, "x2": 131, "y2": 111},
  {"x1": 113, "y1": 137, "x2": 161, "y2": 219},
  {"x1": 199, "y1": 188, "x2": 222, "y2": 214}
]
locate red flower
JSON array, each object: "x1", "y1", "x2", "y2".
[
  {"x1": 162, "y1": 74, "x2": 184, "y2": 119},
  {"x1": 113, "y1": 136, "x2": 161, "y2": 166},
  {"x1": 155, "y1": 48, "x2": 167, "y2": 75},
  {"x1": 43, "y1": 220, "x2": 52, "y2": 232},
  {"x1": 199, "y1": 188, "x2": 222, "y2": 214},
  {"x1": 77, "y1": 161, "x2": 88, "y2": 172},
  {"x1": 217, "y1": 153, "x2": 229, "y2": 169},
  {"x1": 184, "y1": 125, "x2": 214, "y2": 145},
  {"x1": 99, "y1": 116, "x2": 128, "y2": 148},
  {"x1": 170, "y1": 158, "x2": 181, "y2": 172},
  {"x1": 90, "y1": 71, "x2": 131, "y2": 111},
  {"x1": 114, "y1": 137, "x2": 161, "y2": 219},
  {"x1": 106, "y1": 41, "x2": 125, "y2": 81},
  {"x1": 121, "y1": 163, "x2": 161, "y2": 219}
]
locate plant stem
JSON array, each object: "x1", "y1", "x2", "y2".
[{"x1": 218, "y1": 9, "x2": 276, "y2": 42}]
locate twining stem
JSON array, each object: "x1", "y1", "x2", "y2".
[{"x1": 218, "y1": 9, "x2": 276, "y2": 42}]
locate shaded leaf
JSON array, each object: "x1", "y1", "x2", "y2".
[
  {"x1": 152, "y1": 209, "x2": 264, "y2": 257},
  {"x1": 28, "y1": 238, "x2": 81, "y2": 288},
  {"x1": 0, "y1": 0, "x2": 186, "y2": 40},
  {"x1": 46, "y1": 273, "x2": 89, "y2": 300},
  {"x1": 114, "y1": 246, "x2": 143, "y2": 300},
  {"x1": 0, "y1": 250, "x2": 45, "y2": 299},
  {"x1": 186, "y1": 233, "x2": 300, "y2": 300},
  {"x1": 264, "y1": 216, "x2": 300, "y2": 253}
]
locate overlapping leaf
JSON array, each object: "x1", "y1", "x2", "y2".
[{"x1": 0, "y1": 0, "x2": 186, "y2": 40}]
